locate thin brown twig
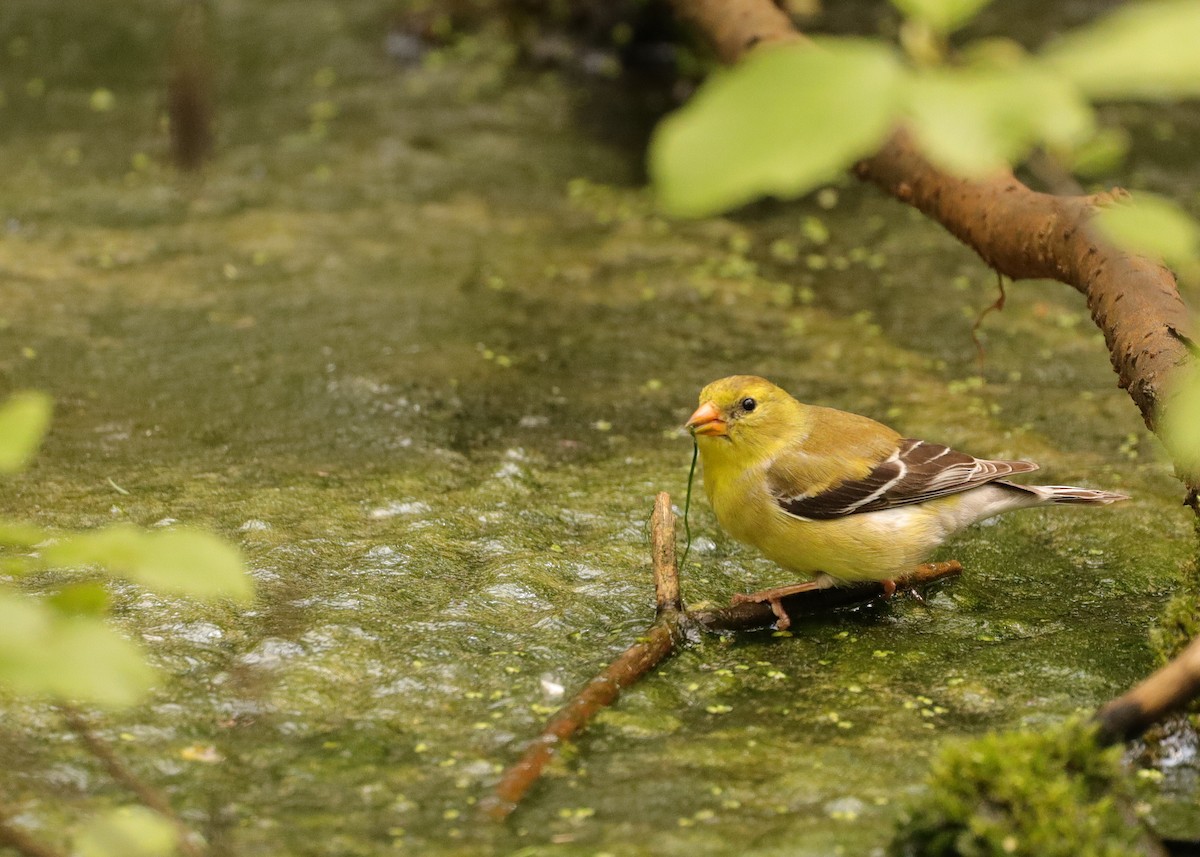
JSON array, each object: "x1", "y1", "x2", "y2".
[
  {"x1": 61, "y1": 708, "x2": 205, "y2": 857},
  {"x1": 481, "y1": 621, "x2": 679, "y2": 821},
  {"x1": 482, "y1": 493, "x2": 686, "y2": 821},
  {"x1": 971, "y1": 272, "x2": 1007, "y2": 364},
  {"x1": 485, "y1": 494, "x2": 961, "y2": 820}
]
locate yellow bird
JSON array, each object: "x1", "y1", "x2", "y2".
[{"x1": 686, "y1": 375, "x2": 1127, "y2": 625}]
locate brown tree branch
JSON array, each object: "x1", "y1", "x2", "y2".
[
  {"x1": 651, "y1": 492, "x2": 683, "y2": 616},
  {"x1": 665, "y1": 0, "x2": 1199, "y2": 494}
]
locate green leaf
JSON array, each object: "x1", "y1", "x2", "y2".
[
  {"x1": 0, "y1": 592, "x2": 154, "y2": 708},
  {"x1": 0, "y1": 557, "x2": 34, "y2": 577},
  {"x1": 0, "y1": 391, "x2": 52, "y2": 474},
  {"x1": 1160, "y1": 369, "x2": 1200, "y2": 506},
  {"x1": 75, "y1": 806, "x2": 178, "y2": 857},
  {"x1": 0, "y1": 520, "x2": 48, "y2": 547},
  {"x1": 904, "y1": 64, "x2": 1093, "y2": 176},
  {"x1": 1091, "y1": 192, "x2": 1200, "y2": 270},
  {"x1": 890, "y1": 0, "x2": 993, "y2": 35},
  {"x1": 1041, "y1": 0, "x2": 1200, "y2": 99},
  {"x1": 649, "y1": 40, "x2": 903, "y2": 218},
  {"x1": 44, "y1": 525, "x2": 253, "y2": 603},
  {"x1": 1069, "y1": 127, "x2": 1130, "y2": 179},
  {"x1": 49, "y1": 582, "x2": 112, "y2": 617}
]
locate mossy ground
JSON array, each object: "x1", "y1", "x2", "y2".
[{"x1": 891, "y1": 720, "x2": 1153, "y2": 857}]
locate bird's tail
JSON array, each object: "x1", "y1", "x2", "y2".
[{"x1": 1004, "y1": 483, "x2": 1129, "y2": 506}]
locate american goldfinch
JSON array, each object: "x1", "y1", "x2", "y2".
[{"x1": 687, "y1": 375, "x2": 1127, "y2": 623}]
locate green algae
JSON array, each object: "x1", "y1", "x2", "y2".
[{"x1": 0, "y1": 1, "x2": 1196, "y2": 855}]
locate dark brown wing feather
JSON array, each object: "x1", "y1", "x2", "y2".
[{"x1": 774, "y1": 439, "x2": 1038, "y2": 521}]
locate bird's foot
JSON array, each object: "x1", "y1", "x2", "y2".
[
  {"x1": 731, "y1": 581, "x2": 823, "y2": 630},
  {"x1": 905, "y1": 583, "x2": 928, "y2": 605}
]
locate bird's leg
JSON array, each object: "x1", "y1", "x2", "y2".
[
  {"x1": 732, "y1": 574, "x2": 916, "y2": 630},
  {"x1": 731, "y1": 578, "x2": 832, "y2": 630}
]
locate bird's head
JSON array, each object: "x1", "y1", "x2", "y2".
[{"x1": 686, "y1": 375, "x2": 805, "y2": 461}]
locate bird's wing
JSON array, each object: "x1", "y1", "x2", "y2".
[{"x1": 771, "y1": 438, "x2": 1038, "y2": 521}]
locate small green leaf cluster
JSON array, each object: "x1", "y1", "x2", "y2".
[
  {"x1": 650, "y1": 0, "x2": 1200, "y2": 225},
  {"x1": 0, "y1": 393, "x2": 252, "y2": 709},
  {"x1": 890, "y1": 719, "x2": 1150, "y2": 857}
]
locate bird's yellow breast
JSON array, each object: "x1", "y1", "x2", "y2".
[{"x1": 703, "y1": 456, "x2": 953, "y2": 583}]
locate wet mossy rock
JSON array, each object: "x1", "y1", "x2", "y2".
[{"x1": 890, "y1": 719, "x2": 1158, "y2": 857}]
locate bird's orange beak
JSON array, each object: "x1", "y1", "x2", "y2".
[{"x1": 686, "y1": 401, "x2": 727, "y2": 437}]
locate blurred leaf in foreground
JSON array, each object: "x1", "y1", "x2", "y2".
[
  {"x1": 905, "y1": 64, "x2": 1092, "y2": 176},
  {"x1": 75, "y1": 806, "x2": 178, "y2": 857},
  {"x1": 1092, "y1": 192, "x2": 1200, "y2": 273},
  {"x1": 49, "y1": 581, "x2": 113, "y2": 617},
  {"x1": 1041, "y1": 0, "x2": 1200, "y2": 100},
  {"x1": 1069, "y1": 127, "x2": 1130, "y2": 179},
  {"x1": 44, "y1": 524, "x2": 253, "y2": 603},
  {"x1": 1162, "y1": 366, "x2": 1200, "y2": 485},
  {"x1": 0, "y1": 520, "x2": 48, "y2": 547},
  {"x1": 0, "y1": 391, "x2": 52, "y2": 474},
  {"x1": 0, "y1": 592, "x2": 154, "y2": 708},
  {"x1": 650, "y1": 40, "x2": 903, "y2": 217}
]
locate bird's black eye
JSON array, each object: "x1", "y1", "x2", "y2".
[{"x1": 741, "y1": 397, "x2": 757, "y2": 412}]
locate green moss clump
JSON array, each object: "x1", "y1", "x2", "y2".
[{"x1": 890, "y1": 719, "x2": 1153, "y2": 857}]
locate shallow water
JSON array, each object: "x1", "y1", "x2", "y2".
[{"x1": 0, "y1": 1, "x2": 1197, "y2": 854}]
